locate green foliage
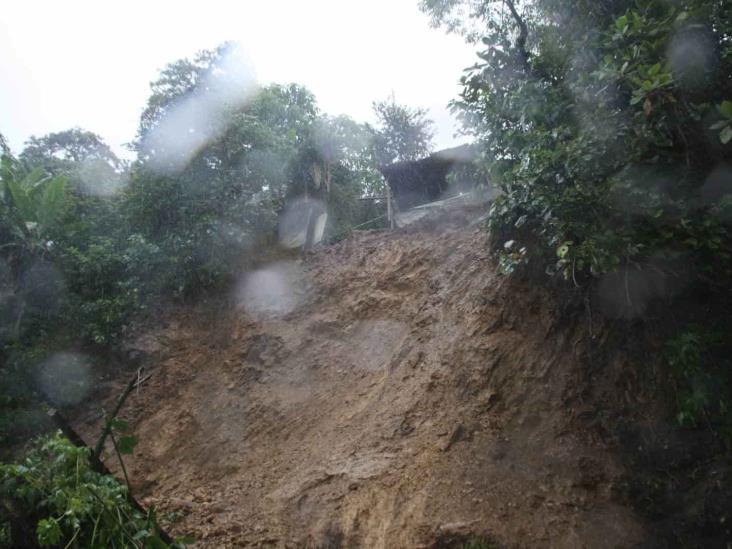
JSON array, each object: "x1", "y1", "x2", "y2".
[
  {"x1": 18, "y1": 129, "x2": 124, "y2": 198},
  {"x1": 665, "y1": 328, "x2": 732, "y2": 441},
  {"x1": 496, "y1": 239, "x2": 528, "y2": 274},
  {"x1": 0, "y1": 156, "x2": 72, "y2": 351},
  {"x1": 136, "y1": 45, "x2": 230, "y2": 145},
  {"x1": 370, "y1": 95, "x2": 435, "y2": 166},
  {"x1": 1, "y1": 157, "x2": 68, "y2": 240},
  {"x1": 0, "y1": 432, "x2": 187, "y2": 548},
  {"x1": 0, "y1": 133, "x2": 9, "y2": 157},
  {"x1": 425, "y1": 0, "x2": 732, "y2": 284},
  {"x1": 711, "y1": 100, "x2": 732, "y2": 144},
  {"x1": 0, "y1": 44, "x2": 392, "y2": 353},
  {"x1": 127, "y1": 48, "x2": 388, "y2": 294},
  {"x1": 20, "y1": 128, "x2": 121, "y2": 174}
]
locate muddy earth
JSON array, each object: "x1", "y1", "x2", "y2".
[{"x1": 71, "y1": 213, "x2": 649, "y2": 547}]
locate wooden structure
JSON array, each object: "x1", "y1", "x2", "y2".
[{"x1": 379, "y1": 145, "x2": 477, "y2": 212}]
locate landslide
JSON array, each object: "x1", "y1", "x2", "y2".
[{"x1": 71, "y1": 210, "x2": 651, "y2": 548}]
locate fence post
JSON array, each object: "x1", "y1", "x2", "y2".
[{"x1": 386, "y1": 184, "x2": 394, "y2": 229}]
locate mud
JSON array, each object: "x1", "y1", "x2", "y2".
[{"x1": 71, "y1": 213, "x2": 649, "y2": 548}]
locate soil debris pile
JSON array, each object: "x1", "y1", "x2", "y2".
[{"x1": 72, "y1": 212, "x2": 647, "y2": 547}]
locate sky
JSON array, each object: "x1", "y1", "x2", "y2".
[{"x1": 0, "y1": 0, "x2": 479, "y2": 160}]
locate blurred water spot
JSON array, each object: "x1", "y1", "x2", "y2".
[
  {"x1": 348, "y1": 319, "x2": 408, "y2": 371},
  {"x1": 0, "y1": 257, "x2": 11, "y2": 288},
  {"x1": 77, "y1": 158, "x2": 129, "y2": 196},
  {"x1": 595, "y1": 256, "x2": 688, "y2": 319},
  {"x1": 702, "y1": 164, "x2": 732, "y2": 217},
  {"x1": 278, "y1": 197, "x2": 327, "y2": 249},
  {"x1": 237, "y1": 261, "x2": 305, "y2": 318},
  {"x1": 20, "y1": 261, "x2": 66, "y2": 315},
  {"x1": 36, "y1": 352, "x2": 92, "y2": 406},
  {"x1": 0, "y1": 258, "x2": 17, "y2": 339},
  {"x1": 668, "y1": 25, "x2": 718, "y2": 95},
  {"x1": 568, "y1": 49, "x2": 629, "y2": 142},
  {"x1": 608, "y1": 165, "x2": 676, "y2": 217},
  {"x1": 143, "y1": 43, "x2": 258, "y2": 174}
]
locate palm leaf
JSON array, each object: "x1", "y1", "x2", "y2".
[
  {"x1": 5, "y1": 171, "x2": 36, "y2": 223},
  {"x1": 37, "y1": 175, "x2": 67, "y2": 229}
]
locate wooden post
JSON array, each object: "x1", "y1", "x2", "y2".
[{"x1": 386, "y1": 184, "x2": 394, "y2": 229}]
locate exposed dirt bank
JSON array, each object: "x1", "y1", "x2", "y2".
[{"x1": 71, "y1": 211, "x2": 650, "y2": 547}]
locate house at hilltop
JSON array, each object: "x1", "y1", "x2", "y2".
[{"x1": 379, "y1": 144, "x2": 478, "y2": 211}]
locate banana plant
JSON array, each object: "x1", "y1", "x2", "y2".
[
  {"x1": 1, "y1": 155, "x2": 67, "y2": 243},
  {"x1": 0, "y1": 155, "x2": 68, "y2": 342}
]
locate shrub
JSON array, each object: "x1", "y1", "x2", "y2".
[
  {"x1": 425, "y1": 0, "x2": 732, "y2": 283},
  {"x1": 0, "y1": 432, "x2": 188, "y2": 548}
]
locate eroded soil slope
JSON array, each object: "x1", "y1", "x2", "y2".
[{"x1": 72, "y1": 213, "x2": 648, "y2": 547}]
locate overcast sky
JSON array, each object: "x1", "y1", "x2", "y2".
[{"x1": 0, "y1": 0, "x2": 478, "y2": 159}]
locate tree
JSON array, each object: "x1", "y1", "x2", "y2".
[
  {"x1": 370, "y1": 96, "x2": 434, "y2": 166},
  {"x1": 421, "y1": 0, "x2": 732, "y2": 277},
  {"x1": 0, "y1": 154, "x2": 69, "y2": 344},
  {"x1": 128, "y1": 63, "x2": 326, "y2": 290},
  {"x1": 20, "y1": 128, "x2": 120, "y2": 173},
  {"x1": 1, "y1": 159, "x2": 67, "y2": 240},
  {"x1": 289, "y1": 115, "x2": 380, "y2": 197},
  {"x1": 0, "y1": 132, "x2": 10, "y2": 157},
  {"x1": 286, "y1": 115, "x2": 385, "y2": 238},
  {"x1": 19, "y1": 128, "x2": 123, "y2": 197},
  {"x1": 137, "y1": 44, "x2": 232, "y2": 142},
  {"x1": 135, "y1": 42, "x2": 259, "y2": 173}
]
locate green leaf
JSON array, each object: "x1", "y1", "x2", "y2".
[
  {"x1": 616, "y1": 15, "x2": 628, "y2": 31},
  {"x1": 36, "y1": 518, "x2": 63, "y2": 546},
  {"x1": 37, "y1": 175, "x2": 66, "y2": 230},
  {"x1": 720, "y1": 126, "x2": 732, "y2": 145},
  {"x1": 117, "y1": 435, "x2": 138, "y2": 455},
  {"x1": 109, "y1": 418, "x2": 129, "y2": 431},
  {"x1": 720, "y1": 100, "x2": 732, "y2": 119},
  {"x1": 23, "y1": 167, "x2": 50, "y2": 192},
  {"x1": 648, "y1": 63, "x2": 661, "y2": 76},
  {"x1": 5, "y1": 174, "x2": 35, "y2": 223},
  {"x1": 132, "y1": 528, "x2": 151, "y2": 540},
  {"x1": 147, "y1": 534, "x2": 170, "y2": 549}
]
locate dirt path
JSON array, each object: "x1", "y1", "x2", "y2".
[{"x1": 72, "y1": 213, "x2": 648, "y2": 547}]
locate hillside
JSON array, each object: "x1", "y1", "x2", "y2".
[
  {"x1": 4, "y1": 1, "x2": 732, "y2": 546},
  {"x1": 69, "y1": 210, "x2": 659, "y2": 548}
]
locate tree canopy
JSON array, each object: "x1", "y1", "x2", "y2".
[
  {"x1": 20, "y1": 128, "x2": 120, "y2": 173},
  {"x1": 370, "y1": 96, "x2": 435, "y2": 166}
]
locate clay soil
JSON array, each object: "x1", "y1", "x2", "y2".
[{"x1": 71, "y1": 212, "x2": 650, "y2": 548}]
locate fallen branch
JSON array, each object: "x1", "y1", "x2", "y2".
[
  {"x1": 109, "y1": 430, "x2": 132, "y2": 493},
  {"x1": 92, "y1": 368, "x2": 143, "y2": 463},
  {"x1": 133, "y1": 372, "x2": 153, "y2": 389}
]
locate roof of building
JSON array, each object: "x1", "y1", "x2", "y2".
[{"x1": 379, "y1": 144, "x2": 477, "y2": 211}]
